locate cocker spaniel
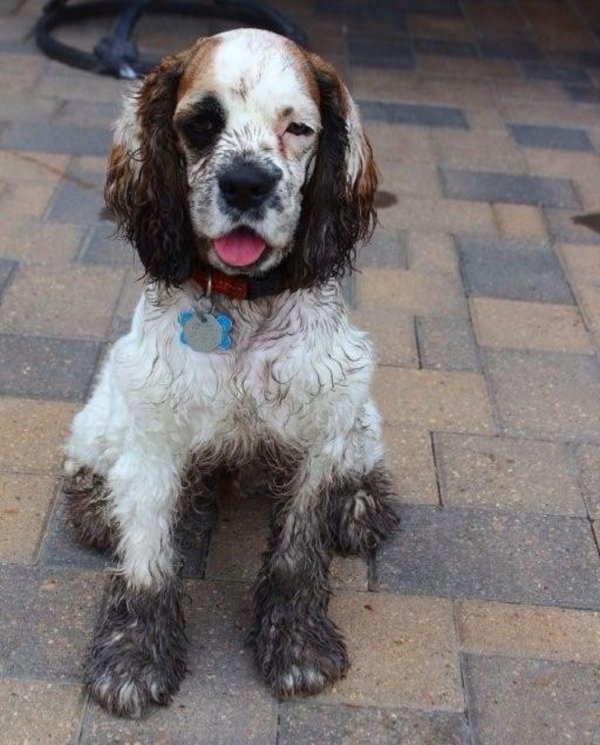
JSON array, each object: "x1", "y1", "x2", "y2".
[{"x1": 63, "y1": 28, "x2": 399, "y2": 718}]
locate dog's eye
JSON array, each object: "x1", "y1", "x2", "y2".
[
  {"x1": 179, "y1": 118, "x2": 218, "y2": 146},
  {"x1": 285, "y1": 122, "x2": 314, "y2": 137},
  {"x1": 194, "y1": 120, "x2": 217, "y2": 134},
  {"x1": 175, "y1": 95, "x2": 226, "y2": 151}
]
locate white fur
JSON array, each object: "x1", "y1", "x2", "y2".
[
  {"x1": 66, "y1": 280, "x2": 384, "y2": 588},
  {"x1": 67, "y1": 29, "x2": 384, "y2": 591}
]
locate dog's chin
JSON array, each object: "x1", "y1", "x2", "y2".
[{"x1": 199, "y1": 227, "x2": 289, "y2": 277}]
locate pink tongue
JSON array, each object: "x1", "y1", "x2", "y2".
[{"x1": 213, "y1": 229, "x2": 266, "y2": 267}]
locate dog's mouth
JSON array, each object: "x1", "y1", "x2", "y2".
[{"x1": 212, "y1": 227, "x2": 267, "y2": 268}]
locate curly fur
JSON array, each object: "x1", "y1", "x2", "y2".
[
  {"x1": 290, "y1": 59, "x2": 377, "y2": 288},
  {"x1": 84, "y1": 575, "x2": 187, "y2": 718},
  {"x1": 64, "y1": 28, "x2": 398, "y2": 719},
  {"x1": 105, "y1": 52, "x2": 198, "y2": 285}
]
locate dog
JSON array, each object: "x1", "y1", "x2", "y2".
[{"x1": 63, "y1": 28, "x2": 399, "y2": 718}]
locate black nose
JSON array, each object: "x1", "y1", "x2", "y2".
[{"x1": 218, "y1": 162, "x2": 280, "y2": 212}]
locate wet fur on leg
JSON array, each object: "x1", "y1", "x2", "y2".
[
  {"x1": 63, "y1": 467, "x2": 117, "y2": 554},
  {"x1": 328, "y1": 460, "x2": 400, "y2": 557},
  {"x1": 250, "y1": 503, "x2": 349, "y2": 697},
  {"x1": 64, "y1": 462, "x2": 222, "y2": 562},
  {"x1": 85, "y1": 574, "x2": 187, "y2": 718}
]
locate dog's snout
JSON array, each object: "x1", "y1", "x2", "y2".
[{"x1": 218, "y1": 162, "x2": 280, "y2": 211}]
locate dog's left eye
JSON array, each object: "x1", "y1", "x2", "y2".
[
  {"x1": 175, "y1": 95, "x2": 226, "y2": 151},
  {"x1": 285, "y1": 122, "x2": 314, "y2": 137},
  {"x1": 178, "y1": 118, "x2": 218, "y2": 146},
  {"x1": 194, "y1": 120, "x2": 216, "y2": 134}
]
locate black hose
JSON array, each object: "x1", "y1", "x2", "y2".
[{"x1": 35, "y1": 0, "x2": 308, "y2": 78}]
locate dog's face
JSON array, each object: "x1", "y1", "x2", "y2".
[
  {"x1": 106, "y1": 29, "x2": 377, "y2": 287},
  {"x1": 175, "y1": 32, "x2": 323, "y2": 277}
]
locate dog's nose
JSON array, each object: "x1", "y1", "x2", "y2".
[{"x1": 218, "y1": 163, "x2": 280, "y2": 212}]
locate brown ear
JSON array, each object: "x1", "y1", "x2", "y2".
[
  {"x1": 105, "y1": 50, "x2": 196, "y2": 286},
  {"x1": 291, "y1": 53, "x2": 378, "y2": 288}
]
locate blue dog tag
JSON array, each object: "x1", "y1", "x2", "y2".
[{"x1": 179, "y1": 310, "x2": 233, "y2": 353}]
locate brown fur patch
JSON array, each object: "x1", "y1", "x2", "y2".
[
  {"x1": 304, "y1": 52, "x2": 345, "y2": 114},
  {"x1": 177, "y1": 36, "x2": 222, "y2": 104},
  {"x1": 355, "y1": 134, "x2": 379, "y2": 219},
  {"x1": 287, "y1": 45, "x2": 319, "y2": 106},
  {"x1": 104, "y1": 143, "x2": 131, "y2": 220}
]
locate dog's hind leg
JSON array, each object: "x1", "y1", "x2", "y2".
[
  {"x1": 83, "y1": 445, "x2": 188, "y2": 719},
  {"x1": 328, "y1": 400, "x2": 400, "y2": 557},
  {"x1": 62, "y1": 467, "x2": 117, "y2": 553},
  {"x1": 328, "y1": 460, "x2": 400, "y2": 556}
]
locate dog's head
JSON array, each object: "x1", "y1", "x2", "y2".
[{"x1": 106, "y1": 29, "x2": 377, "y2": 289}]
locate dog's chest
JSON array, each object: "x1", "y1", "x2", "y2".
[
  {"x1": 193, "y1": 325, "x2": 322, "y2": 418},
  {"x1": 135, "y1": 286, "x2": 373, "y2": 446},
  {"x1": 179, "y1": 299, "x2": 369, "y2": 438}
]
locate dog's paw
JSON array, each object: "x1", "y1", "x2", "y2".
[
  {"x1": 85, "y1": 634, "x2": 186, "y2": 718},
  {"x1": 86, "y1": 657, "x2": 153, "y2": 718},
  {"x1": 86, "y1": 575, "x2": 187, "y2": 718},
  {"x1": 254, "y1": 616, "x2": 349, "y2": 698},
  {"x1": 86, "y1": 660, "x2": 181, "y2": 718},
  {"x1": 63, "y1": 467, "x2": 117, "y2": 554},
  {"x1": 332, "y1": 490, "x2": 400, "y2": 556}
]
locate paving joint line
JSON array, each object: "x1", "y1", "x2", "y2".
[
  {"x1": 429, "y1": 431, "x2": 444, "y2": 508},
  {"x1": 451, "y1": 602, "x2": 477, "y2": 745}
]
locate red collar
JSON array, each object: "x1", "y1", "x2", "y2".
[{"x1": 191, "y1": 265, "x2": 289, "y2": 301}]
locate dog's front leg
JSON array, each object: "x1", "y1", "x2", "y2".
[
  {"x1": 84, "y1": 448, "x2": 187, "y2": 718},
  {"x1": 251, "y1": 462, "x2": 348, "y2": 697}
]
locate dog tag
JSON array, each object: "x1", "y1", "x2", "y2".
[{"x1": 178, "y1": 309, "x2": 233, "y2": 353}]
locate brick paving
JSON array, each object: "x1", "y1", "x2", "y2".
[{"x1": 1, "y1": 0, "x2": 600, "y2": 743}]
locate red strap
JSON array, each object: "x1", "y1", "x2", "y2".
[
  {"x1": 192, "y1": 266, "x2": 250, "y2": 300},
  {"x1": 191, "y1": 264, "x2": 290, "y2": 300}
]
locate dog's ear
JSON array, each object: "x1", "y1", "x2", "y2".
[
  {"x1": 105, "y1": 50, "x2": 196, "y2": 286},
  {"x1": 292, "y1": 53, "x2": 378, "y2": 288}
]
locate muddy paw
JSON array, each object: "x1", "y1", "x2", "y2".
[
  {"x1": 332, "y1": 489, "x2": 400, "y2": 556},
  {"x1": 254, "y1": 615, "x2": 349, "y2": 698},
  {"x1": 85, "y1": 575, "x2": 187, "y2": 718},
  {"x1": 63, "y1": 467, "x2": 117, "y2": 553},
  {"x1": 86, "y1": 654, "x2": 155, "y2": 718}
]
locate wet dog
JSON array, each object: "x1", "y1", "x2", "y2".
[{"x1": 64, "y1": 28, "x2": 399, "y2": 718}]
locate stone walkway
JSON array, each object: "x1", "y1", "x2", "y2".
[{"x1": 1, "y1": 1, "x2": 600, "y2": 743}]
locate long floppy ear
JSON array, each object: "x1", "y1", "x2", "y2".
[
  {"x1": 105, "y1": 50, "x2": 196, "y2": 286},
  {"x1": 292, "y1": 53, "x2": 378, "y2": 288}
]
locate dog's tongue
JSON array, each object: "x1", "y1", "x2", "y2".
[{"x1": 213, "y1": 229, "x2": 266, "y2": 267}]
